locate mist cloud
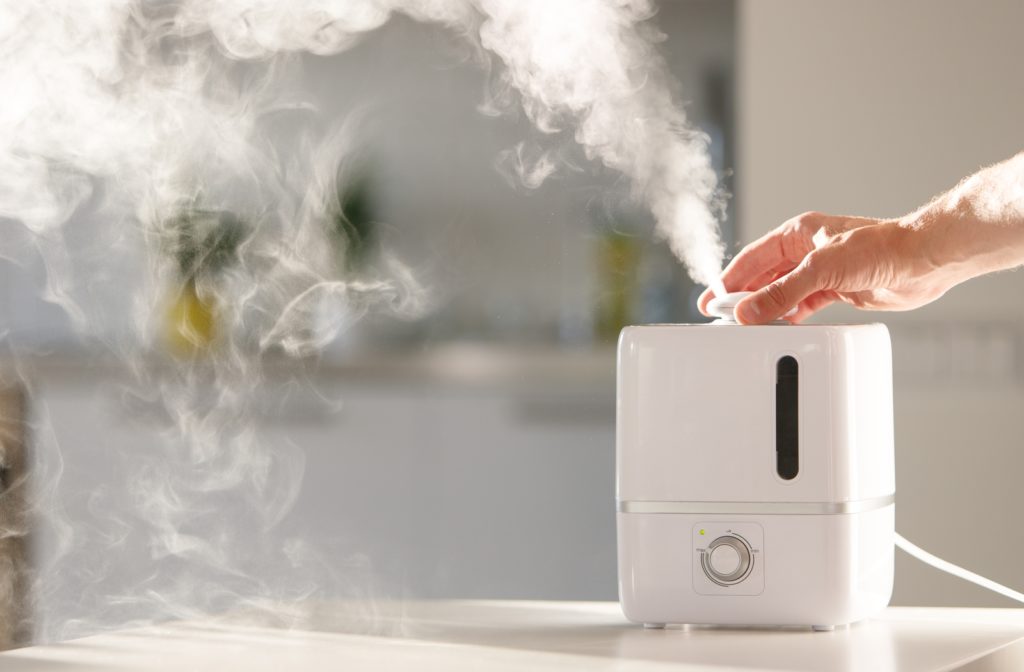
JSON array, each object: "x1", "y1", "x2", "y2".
[{"x1": 1, "y1": 0, "x2": 727, "y2": 642}]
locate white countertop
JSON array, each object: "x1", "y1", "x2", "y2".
[{"x1": 3, "y1": 600, "x2": 1024, "y2": 671}]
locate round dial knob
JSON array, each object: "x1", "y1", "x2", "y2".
[
  {"x1": 702, "y1": 535, "x2": 753, "y2": 585},
  {"x1": 709, "y1": 543, "x2": 741, "y2": 575}
]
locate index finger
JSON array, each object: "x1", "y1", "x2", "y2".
[{"x1": 719, "y1": 228, "x2": 791, "y2": 294}]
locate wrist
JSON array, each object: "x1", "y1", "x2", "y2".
[
  {"x1": 892, "y1": 212, "x2": 946, "y2": 276},
  {"x1": 896, "y1": 195, "x2": 982, "y2": 284}
]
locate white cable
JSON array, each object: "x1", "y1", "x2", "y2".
[{"x1": 895, "y1": 531, "x2": 1024, "y2": 605}]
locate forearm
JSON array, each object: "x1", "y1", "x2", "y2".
[{"x1": 903, "y1": 152, "x2": 1024, "y2": 284}]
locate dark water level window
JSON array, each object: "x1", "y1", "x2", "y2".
[{"x1": 775, "y1": 356, "x2": 799, "y2": 480}]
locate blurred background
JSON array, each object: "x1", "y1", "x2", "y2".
[{"x1": 0, "y1": 0, "x2": 1023, "y2": 645}]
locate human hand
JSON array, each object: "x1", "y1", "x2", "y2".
[{"x1": 697, "y1": 211, "x2": 955, "y2": 324}]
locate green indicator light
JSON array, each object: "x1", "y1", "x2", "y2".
[{"x1": 699, "y1": 529, "x2": 705, "y2": 535}]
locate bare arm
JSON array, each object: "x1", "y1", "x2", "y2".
[{"x1": 698, "y1": 152, "x2": 1024, "y2": 324}]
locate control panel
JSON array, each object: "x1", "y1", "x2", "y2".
[{"x1": 692, "y1": 522, "x2": 764, "y2": 596}]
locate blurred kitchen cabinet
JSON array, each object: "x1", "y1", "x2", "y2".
[
  {"x1": 266, "y1": 378, "x2": 617, "y2": 600},
  {"x1": 429, "y1": 391, "x2": 615, "y2": 599},
  {"x1": 28, "y1": 358, "x2": 619, "y2": 622}
]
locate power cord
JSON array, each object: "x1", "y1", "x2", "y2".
[{"x1": 895, "y1": 532, "x2": 1024, "y2": 605}]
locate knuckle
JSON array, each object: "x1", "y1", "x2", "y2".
[
  {"x1": 794, "y1": 211, "x2": 822, "y2": 230},
  {"x1": 784, "y1": 211, "x2": 829, "y2": 254},
  {"x1": 844, "y1": 224, "x2": 877, "y2": 245},
  {"x1": 790, "y1": 221, "x2": 810, "y2": 241},
  {"x1": 780, "y1": 227, "x2": 809, "y2": 261},
  {"x1": 804, "y1": 247, "x2": 844, "y2": 291},
  {"x1": 820, "y1": 223, "x2": 843, "y2": 239},
  {"x1": 781, "y1": 212, "x2": 807, "y2": 234},
  {"x1": 802, "y1": 250, "x2": 829, "y2": 286},
  {"x1": 830, "y1": 226, "x2": 874, "y2": 257},
  {"x1": 764, "y1": 282, "x2": 787, "y2": 308}
]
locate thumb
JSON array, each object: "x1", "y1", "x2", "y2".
[{"x1": 735, "y1": 260, "x2": 822, "y2": 324}]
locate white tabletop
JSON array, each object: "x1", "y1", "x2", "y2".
[{"x1": 3, "y1": 600, "x2": 1024, "y2": 671}]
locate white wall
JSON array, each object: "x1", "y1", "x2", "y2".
[{"x1": 738, "y1": 0, "x2": 1024, "y2": 606}]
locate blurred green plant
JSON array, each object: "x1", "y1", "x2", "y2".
[
  {"x1": 163, "y1": 208, "x2": 248, "y2": 356},
  {"x1": 169, "y1": 209, "x2": 248, "y2": 281},
  {"x1": 328, "y1": 171, "x2": 377, "y2": 273}
]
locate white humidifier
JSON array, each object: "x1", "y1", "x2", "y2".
[{"x1": 616, "y1": 293, "x2": 895, "y2": 630}]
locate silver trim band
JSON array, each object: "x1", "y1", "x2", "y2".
[{"x1": 617, "y1": 493, "x2": 895, "y2": 516}]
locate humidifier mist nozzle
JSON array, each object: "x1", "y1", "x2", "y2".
[
  {"x1": 706, "y1": 291, "x2": 752, "y2": 323},
  {"x1": 707, "y1": 291, "x2": 798, "y2": 324}
]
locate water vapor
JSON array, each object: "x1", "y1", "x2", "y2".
[{"x1": 0, "y1": 0, "x2": 728, "y2": 642}]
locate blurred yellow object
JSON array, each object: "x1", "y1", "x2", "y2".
[
  {"x1": 595, "y1": 231, "x2": 640, "y2": 342},
  {"x1": 166, "y1": 279, "x2": 217, "y2": 356}
]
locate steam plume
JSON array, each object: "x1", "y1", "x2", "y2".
[
  {"x1": 474, "y1": 0, "x2": 726, "y2": 291},
  {"x1": 0, "y1": 0, "x2": 728, "y2": 642},
  {"x1": 2, "y1": 0, "x2": 726, "y2": 303}
]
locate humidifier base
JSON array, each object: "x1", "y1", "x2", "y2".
[{"x1": 617, "y1": 504, "x2": 894, "y2": 629}]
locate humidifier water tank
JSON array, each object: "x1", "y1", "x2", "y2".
[{"x1": 616, "y1": 320, "x2": 895, "y2": 629}]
